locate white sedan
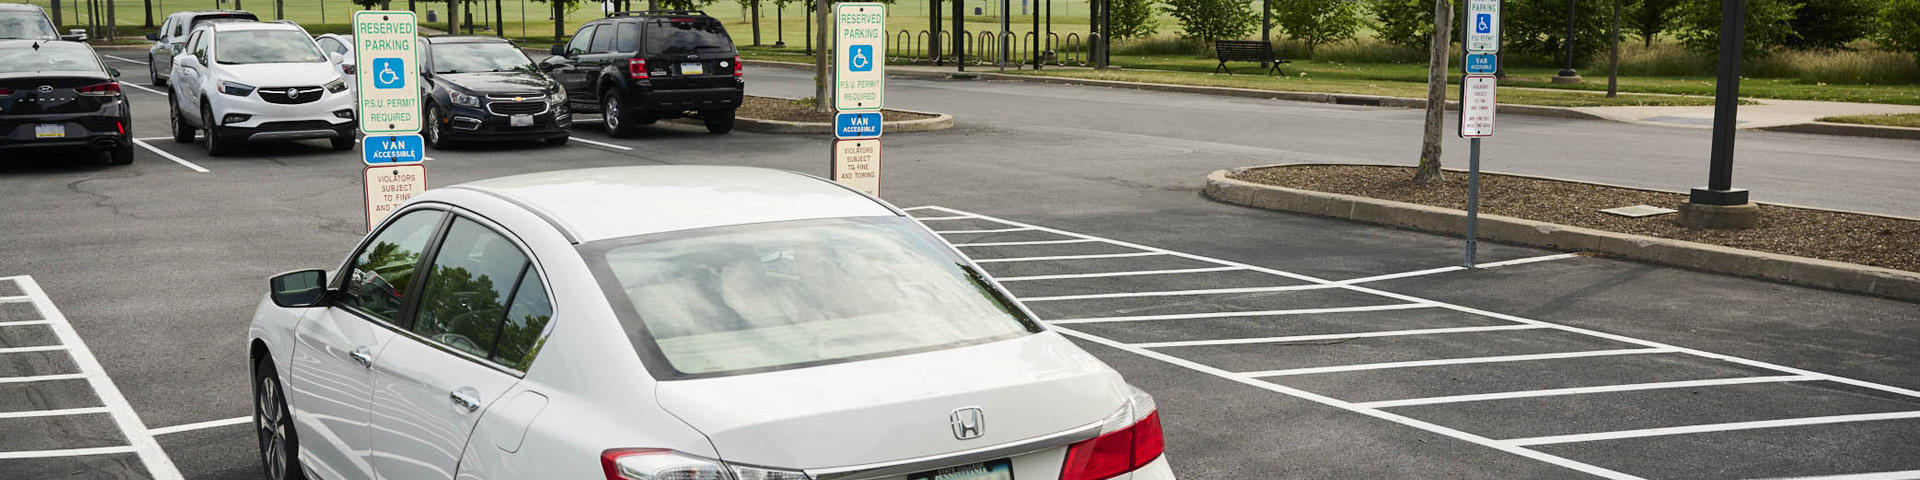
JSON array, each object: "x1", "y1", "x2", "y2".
[{"x1": 248, "y1": 166, "x2": 1175, "y2": 480}]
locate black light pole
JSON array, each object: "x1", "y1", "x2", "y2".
[
  {"x1": 774, "y1": 3, "x2": 786, "y2": 47},
  {"x1": 1553, "y1": 0, "x2": 1582, "y2": 83},
  {"x1": 1679, "y1": 0, "x2": 1756, "y2": 229}
]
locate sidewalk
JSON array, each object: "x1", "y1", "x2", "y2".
[{"x1": 1572, "y1": 99, "x2": 1920, "y2": 130}]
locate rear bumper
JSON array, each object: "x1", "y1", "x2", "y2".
[
  {"x1": 626, "y1": 86, "x2": 743, "y2": 112},
  {"x1": 0, "y1": 113, "x2": 131, "y2": 152},
  {"x1": 1126, "y1": 455, "x2": 1176, "y2": 480}
]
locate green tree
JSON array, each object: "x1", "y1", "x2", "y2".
[
  {"x1": 1272, "y1": 0, "x2": 1363, "y2": 56},
  {"x1": 1364, "y1": 0, "x2": 1460, "y2": 51},
  {"x1": 1879, "y1": 0, "x2": 1920, "y2": 66},
  {"x1": 1162, "y1": 0, "x2": 1258, "y2": 44},
  {"x1": 1785, "y1": 0, "x2": 1875, "y2": 48},
  {"x1": 1109, "y1": 0, "x2": 1161, "y2": 40},
  {"x1": 1626, "y1": 0, "x2": 1678, "y2": 47},
  {"x1": 1671, "y1": 0, "x2": 1799, "y2": 57},
  {"x1": 529, "y1": 0, "x2": 588, "y2": 40},
  {"x1": 1505, "y1": 0, "x2": 1613, "y2": 68}
]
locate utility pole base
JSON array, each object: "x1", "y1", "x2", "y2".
[
  {"x1": 1678, "y1": 201, "x2": 1758, "y2": 230},
  {"x1": 1551, "y1": 72, "x2": 1585, "y2": 84}
]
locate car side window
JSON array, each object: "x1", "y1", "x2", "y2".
[
  {"x1": 492, "y1": 271, "x2": 552, "y2": 371},
  {"x1": 158, "y1": 19, "x2": 173, "y2": 39},
  {"x1": 615, "y1": 23, "x2": 639, "y2": 53},
  {"x1": 589, "y1": 24, "x2": 616, "y2": 54},
  {"x1": 338, "y1": 210, "x2": 445, "y2": 324},
  {"x1": 567, "y1": 25, "x2": 596, "y2": 55},
  {"x1": 410, "y1": 218, "x2": 528, "y2": 359},
  {"x1": 187, "y1": 30, "x2": 207, "y2": 63}
]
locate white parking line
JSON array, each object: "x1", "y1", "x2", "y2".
[
  {"x1": 1240, "y1": 348, "x2": 1681, "y2": 378},
  {"x1": 569, "y1": 137, "x2": 634, "y2": 151},
  {"x1": 1766, "y1": 470, "x2": 1920, "y2": 480},
  {"x1": 1046, "y1": 303, "x2": 1436, "y2": 325},
  {"x1": 993, "y1": 266, "x2": 1247, "y2": 282},
  {"x1": 0, "y1": 344, "x2": 68, "y2": 354},
  {"x1": 1501, "y1": 411, "x2": 1920, "y2": 447},
  {"x1": 120, "y1": 82, "x2": 164, "y2": 95},
  {"x1": 1356, "y1": 375, "x2": 1821, "y2": 409},
  {"x1": 149, "y1": 416, "x2": 251, "y2": 436},
  {"x1": 133, "y1": 139, "x2": 210, "y2": 173},
  {"x1": 934, "y1": 227, "x2": 1033, "y2": 234},
  {"x1": 912, "y1": 215, "x2": 978, "y2": 221},
  {"x1": 1019, "y1": 284, "x2": 1336, "y2": 302},
  {"x1": 6, "y1": 276, "x2": 182, "y2": 480},
  {"x1": 1131, "y1": 324, "x2": 1549, "y2": 349},
  {"x1": 0, "y1": 406, "x2": 113, "y2": 419},
  {"x1": 0, "y1": 295, "x2": 30, "y2": 303},
  {"x1": 973, "y1": 252, "x2": 1164, "y2": 263},
  {"x1": 0, "y1": 319, "x2": 55, "y2": 327},
  {"x1": 102, "y1": 54, "x2": 148, "y2": 65},
  {"x1": 1334, "y1": 253, "x2": 1585, "y2": 285},
  {"x1": 952, "y1": 239, "x2": 1098, "y2": 247},
  {"x1": 0, "y1": 373, "x2": 89, "y2": 384}
]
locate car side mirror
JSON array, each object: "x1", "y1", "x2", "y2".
[
  {"x1": 549, "y1": 44, "x2": 566, "y2": 56},
  {"x1": 107, "y1": 67, "x2": 120, "y2": 78},
  {"x1": 60, "y1": 33, "x2": 87, "y2": 42},
  {"x1": 328, "y1": 52, "x2": 344, "y2": 64},
  {"x1": 145, "y1": 32, "x2": 161, "y2": 41},
  {"x1": 269, "y1": 269, "x2": 330, "y2": 308}
]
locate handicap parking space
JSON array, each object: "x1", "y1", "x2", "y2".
[{"x1": 910, "y1": 205, "x2": 1920, "y2": 480}]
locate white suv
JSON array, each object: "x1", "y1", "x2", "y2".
[{"x1": 167, "y1": 21, "x2": 355, "y2": 156}]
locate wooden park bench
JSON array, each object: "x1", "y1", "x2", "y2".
[{"x1": 1213, "y1": 40, "x2": 1288, "y2": 76}]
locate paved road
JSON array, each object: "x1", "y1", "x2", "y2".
[
  {"x1": 744, "y1": 64, "x2": 1920, "y2": 218},
  {"x1": 0, "y1": 50, "x2": 1915, "y2": 479}
]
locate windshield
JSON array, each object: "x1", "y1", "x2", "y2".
[
  {"x1": 215, "y1": 30, "x2": 324, "y2": 64},
  {"x1": 0, "y1": 46, "x2": 101, "y2": 73},
  {"x1": 0, "y1": 11, "x2": 58, "y2": 40},
  {"x1": 583, "y1": 217, "x2": 1039, "y2": 378},
  {"x1": 430, "y1": 42, "x2": 534, "y2": 74},
  {"x1": 645, "y1": 19, "x2": 733, "y2": 55}
]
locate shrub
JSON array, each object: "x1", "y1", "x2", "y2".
[
  {"x1": 1505, "y1": 0, "x2": 1614, "y2": 68},
  {"x1": 1270, "y1": 0, "x2": 1364, "y2": 56},
  {"x1": 1747, "y1": 45, "x2": 1920, "y2": 84},
  {"x1": 1785, "y1": 0, "x2": 1876, "y2": 49},
  {"x1": 1670, "y1": 0, "x2": 1799, "y2": 58},
  {"x1": 1365, "y1": 0, "x2": 1459, "y2": 51},
  {"x1": 1878, "y1": 0, "x2": 1920, "y2": 66},
  {"x1": 1627, "y1": 0, "x2": 1680, "y2": 47},
  {"x1": 1111, "y1": 35, "x2": 1210, "y2": 55},
  {"x1": 1162, "y1": 0, "x2": 1259, "y2": 44},
  {"x1": 1109, "y1": 0, "x2": 1162, "y2": 41}
]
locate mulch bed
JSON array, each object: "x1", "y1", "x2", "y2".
[
  {"x1": 736, "y1": 95, "x2": 938, "y2": 123},
  {"x1": 1230, "y1": 165, "x2": 1920, "y2": 273}
]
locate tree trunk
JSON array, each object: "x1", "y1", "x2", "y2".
[
  {"x1": 554, "y1": 2, "x2": 564, "y2": 41},
  {"x1": 813, "y1": 0, "x2": 830, "y2": 113},
  {"x1": 142, "y1": 0, "x2": 151, "y2": 27},
  {"x1": 751, "y1": 0, "x2": 762, "y2": 45},
  {"x1": 1413, "y1": 0, "x2": 1452, "y2": 184},
  {"x1": 1607, "y1": 0, "x2": 1621, "y2": 97},
  {"x1": 105, "y1": 0, "x2": 115, "y2": 41}
]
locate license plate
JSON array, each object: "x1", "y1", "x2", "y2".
[
  {"x1": 681, "y1": 62, "x2": 705, "y2": 75},
  {"x1": 35, "y1": 123, "x2": 64, "y2": 138},
  {"x1": 908, "y1": 459, "x2": 1013, "y2": 480},
  {"x1": 510, "y1": 114, "x2": 533, "y2": 127}
]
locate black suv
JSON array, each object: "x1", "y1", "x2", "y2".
[{"x1": 540, "y1": 10, "x2": 742, "y2": 138}]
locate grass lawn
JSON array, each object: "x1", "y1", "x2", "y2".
[{"x1": 1819, "y1": 113, "x2": 1920, "y2": 128}]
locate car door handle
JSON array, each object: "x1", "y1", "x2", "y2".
[
  {"x1": 348, "y1": 347, "x2": 374, "y2": 368},
  {"x1": 449, "y1": 390, "x2": 481, "y2": 413}
]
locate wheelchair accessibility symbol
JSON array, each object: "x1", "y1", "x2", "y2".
[
  {"x1": 373, "y1": 57, "x2": 405, "y2": 89},
  {"x1": 1475, "y1": 13, "x2": 1493, "y2": 34},
  {"x1": 848, "y1": 45, "x2": 873, "y2": 72}
]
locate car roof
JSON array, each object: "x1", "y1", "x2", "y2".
[
  {"x1": 450, "y1": 166, "x2": 897, "y2": 243},
  {"x1": 0, "y1": 4, "x2": 46, "y2": 11},
  {"x1": 425, "y1": 35, "x2": 509, "y2": 44},
  {"x1": 0, "y1": 38, "x2": 91, "y2": 51},
  {"x1": 205, "y1": 21, "x2": 300, "y2": 32}
]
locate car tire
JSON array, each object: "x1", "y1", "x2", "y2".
[
  {"x1": 254, "y1": 356, "x2": 309, "y2": 480},
  {"x1": 149, "y1": 57, "x2": 166, "y2": 87},
  {"x1": 202, "y1": 103, "x2": 231, "y2": 157},
  {"x1": 424, "y1": 106, "x2": 455, "y2": 150},
  {"x1": 703, "y1": 109, "x2": 736, "y2": 134},
  {"x1": 544, "y1": 135, "x2": 570, "y2": 146},
  {"x1": 169, "y1": 94, "x2": 195, "y2": 144},
  {"x1": 330, "y1": 136, "x2": 354, "y2": 151},
  {"x1": 109, "y1": 144, "x2": 135, "y2": 165},
  {"x1": 602, "y1": 90, "x2": 639, "y2": 138}
]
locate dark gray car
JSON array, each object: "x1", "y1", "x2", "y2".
[{"x1": 144, "y1": 10, "x2": 255, "y2": 86}]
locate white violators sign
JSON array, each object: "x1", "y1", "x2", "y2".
[
  {"x1": 1459, "y1": 75, "x2": 1497, "y2": 138},
  {"x1": 353, "y1": 11, "x2": 421, "y2": 133},
  {"x1": 832, "y1": 139, "x2": 881, "y2": 196},
  {"x1": 834, "y1": 3, "x2": 885, "y2": 111},
  {"x1": 1465, "y1": 0, "x2": 1501, "y2": 53},
  {"x1": 364, "y1": 164, "x2": 427, "y2": 231}
]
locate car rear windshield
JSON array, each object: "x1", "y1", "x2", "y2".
[
  {"x1": 0, "y1": 46, "x2": 100, "y2": 73},
  {"x1": 0, "y1": 11, "x2": 58, "y2": 40},
  {"x1": 644, "y1": 18, "x2": 733, "y2": 55},
  {"x1": 430, "y1": 42, "x2": 534, "y2": 74},
  {"x1": 582, "y1": 217, "x2": 1040, "y2": 378},
  {"x1": 216, "y1": 29, "x2": 324, "y2": 64}
]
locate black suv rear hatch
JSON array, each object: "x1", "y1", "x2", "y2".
[{"x1": 642, "y1": 17, "x2": 736, "y2": 90}]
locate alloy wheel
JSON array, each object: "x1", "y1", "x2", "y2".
[
  {"x1": 256, "y1": 375, "x2": 290, "y2": 480},
  {"x1": 603, "y1": 96, "x2": 621, "y2": 134}
]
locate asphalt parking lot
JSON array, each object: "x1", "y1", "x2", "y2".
[{"x1": 1, "y1": 48, "x2": 1917, "y2": 479}]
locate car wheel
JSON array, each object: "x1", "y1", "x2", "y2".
[
  {"x1": 424, "y1": 106, "x2": 454, "y2": 149},
  {"x1": 202, "y1": 104, "x2": 231, "y2": 157},
  {"x1": 169, "y1": 95, "x2": 195, "y2": 144},
  {"x1": 149, "y1": 57, "x2": 166, "y2": 87},
  {"x1": 254, "y1": 356, "x2": 308, "y2": 480},
  {"x1": 544, "y1": 135, "x2": 570, "y2": 146},
  {"x1": 703, "y1": 109, "x2": 736, "y2": 134},
  {"x1": 109, "y1": 144, "x2": 135, "y2": 165},
  {"x1": 602, "y1": 91, "x2": 638, "y2": 138},
  {"x1": 330, "y1": 136, "x2": 354, "y2": 151}
]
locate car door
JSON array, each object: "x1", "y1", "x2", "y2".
[
  {"x1": 175, "y1": 29, "x2": 209, "y2": 120},
  {"x1": 552, "y1": 25, "x2": 600, "y2": 101},
  {"x1": 580, "y1": 23, "x2": 628, "y2": 102},
  {"x1": 286, "y1": 208, "x2": 447, "y2": 480},
  {"x1": 370, "y1": 214, "x2": 550, "y2": 480},
  {"x1": 151, "y1": 17, "x2": 174, "y2": 71}
]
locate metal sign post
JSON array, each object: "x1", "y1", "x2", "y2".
[
  {"x1": 354, "y1": 11, "x2": 425, "y2": 231},
  {"x1": 833, "y1": 3, "x2": 885, "y2": 196},
  {"x1": 1460, "y1": 0, "x2": 1500, "y2": 268}
]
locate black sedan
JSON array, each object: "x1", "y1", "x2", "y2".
[
  {"x1": 0, "y1": 40, "x2": 133, "y2": 164},
  {"x1": 420, "y1": 36, "x2": 570, "y2": 148}
]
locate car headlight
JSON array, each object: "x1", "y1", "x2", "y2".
[
  {"x1": 220, "y1": 81, "x2": 255, "y2": 96},
  {"x1": 449, "y1": 90, "x2": 481, "y2": 108},
  {"x1": 325, "y1": 79, "x2": 346, "y2": 93},
  {"x1": 549, "y1": 90, "x2": 567, "y2": 106}
]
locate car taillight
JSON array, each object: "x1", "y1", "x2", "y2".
[
  {"x1": 342, "y1": 63, "x2": 356, "y2": 75},
  {"x1": 0, "y1": 88, "x2": 12, "y2": 96},
  {"x1": 1060, "y1": 387, "x2": 1164, "y2": 480},
  {"x1": 733, "y1": 56, "x2": 743, "y2": 77},
  {"x1": 600, "y1": 449, "x2": 807, "y2": 480},
  {"x1": 76, "y1": 82, "x2": 121, "y2": 96},
  {"x1": 629, "y1": 58, "x2": 648, "y2": 79}
]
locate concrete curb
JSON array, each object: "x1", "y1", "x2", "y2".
[
  {"x1": 673, "y1": 93, "x2": 954, "y2": 134},
  {"x1": 1202, "y1": 167, "x2": 1920, "y2": 302},
  {"x1": 1758, "y1": 122, "x2": 1920, "y2": 141},
  {"x1": 743, "y1": 59, "x2": 1606, "y2": 121}
]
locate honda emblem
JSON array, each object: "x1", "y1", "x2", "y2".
[{"x1": 950, "y1": 407, "x2": 984, "y2": 440}]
